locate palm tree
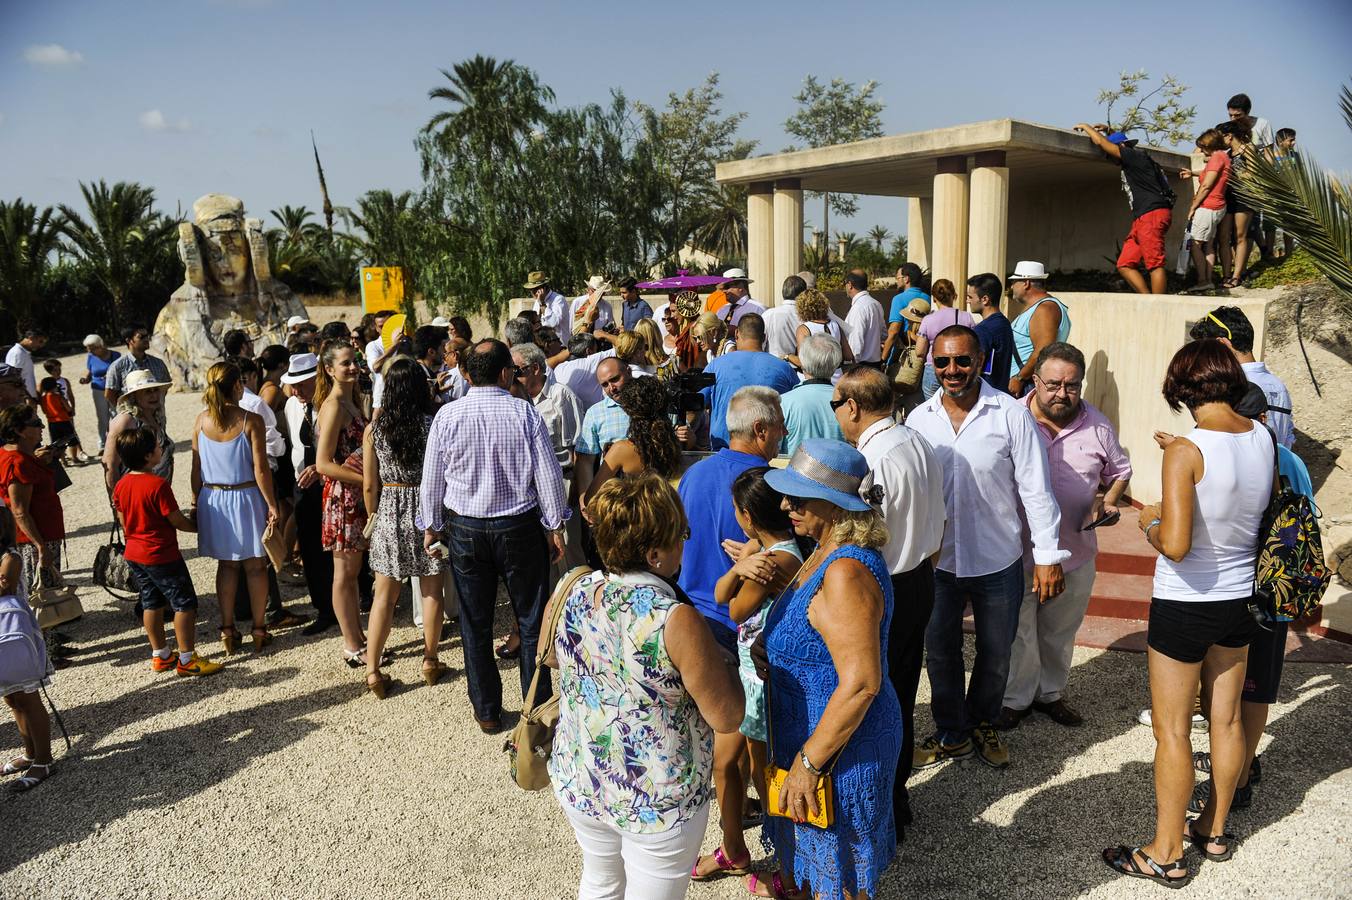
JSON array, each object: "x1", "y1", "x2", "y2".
[
  {"x1": 867, "y1": 225, "x2": 892, "y2": 252},
  {"x1": 1235, "y1": 82, "x2": 1352, "y2": 305},
  {"x1": 0, "y1": 199, "x2": 64, "y2": 328},
  {"x1": 422, "y1": 55, "x2": 554, "y2": 163},
  {"x1": 270, "y1": 205, "x2": 320, "y2": 245},
  {"x1": 59, "y1": 180, "x2": 178, "y2": 334},
  {"x1": 690, "y1": 182, "x2": 747, "y2": 266}
]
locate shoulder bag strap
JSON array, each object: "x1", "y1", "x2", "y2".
[{"x1": 537, "y1": 565, "x2": 594, "y2": 669}]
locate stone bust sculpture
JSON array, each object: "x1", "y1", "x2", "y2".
[{"x1": 152, "y1": 193, "x2": 309, "y2": 389}]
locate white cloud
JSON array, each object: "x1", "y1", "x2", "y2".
[
  {"x1": 139, "y1": 109, "x2": 193, "y2": 133},
  {"x1": 23, "y1": 44, "x2": 85, "y2": 67}
]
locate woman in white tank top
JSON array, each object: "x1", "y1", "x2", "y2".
[{"x1": 1104, "y1": 339, "x2": 1274, "y2": 887}]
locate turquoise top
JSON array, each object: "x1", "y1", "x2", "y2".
[
  {"x1": 1009, "y1": 296, "x2": 1071, "y2": 378},
  {"x1": 780, "y1": 380, "x2": 845, "y2": 457}
]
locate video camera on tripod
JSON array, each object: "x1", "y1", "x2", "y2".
[{"x1": 665, "y1": 370, "x2": 715, "y2": 416}]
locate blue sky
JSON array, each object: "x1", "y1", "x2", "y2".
[{"x1": 3, "y1": 0, "x2": 1350, "y2": 245}]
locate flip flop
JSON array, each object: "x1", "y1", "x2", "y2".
[{"x1": 691, "y1": 846, "x2": 751, "y2": 882}]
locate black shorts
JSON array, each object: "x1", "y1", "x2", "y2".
[
  {"x1": 274, "y1": 449, "x2": 296, "y2": 500},
  {"x1": 1147, "y1": 596, "x2": 1260, "y2": 663},
  {"x1": 1242, "y1": 620, "x2": 1289, "y2": 704},
  {"x1": 48, "y1": 420, "x2": 76, "y2": 443},
  {"x1": 127, "y1": 558, "x2": 199, "y2": 613}
]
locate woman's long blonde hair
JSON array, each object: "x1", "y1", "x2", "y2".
[
  {"x1": 632, "y1": 318, "x2": 668, "y2": 366},
  {"x1": 693, "y1": 313, "x2": 727, "y2": 356},
  {"x1": 203, "y1": 362, "x2": 241, "y2": 430},
  {"x1": 613, "y1": 330, "x2": 646, "y2": 364},
  {"x1": 313, "y1": 338, "x2": 353, "y2": 411}
]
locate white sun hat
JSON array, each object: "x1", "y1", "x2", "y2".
[
  {"x1": 280, "y1": 352, "x2": 319, "y2": 385},
  {"x1": 1009, "y1": 261, "x2": 1049, "y2": 280},
  {"x1": 721, "y1": 267, "x2": 753, "y2": 283}
]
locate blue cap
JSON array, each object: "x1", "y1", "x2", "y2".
[
  {"x1": 1107, "y1": 131, "x2": 1137, "y2": 146},
  {"x1": 764, "y1": 439, "x2": 871, "y2": 512}
]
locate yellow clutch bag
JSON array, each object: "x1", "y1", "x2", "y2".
[{"x1": 764, "y1": 764, "x2": 834, "y2": 829}]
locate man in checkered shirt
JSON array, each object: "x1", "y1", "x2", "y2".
[{"x1": 418, "y1": 338, "x2": 566, "y2": 734}]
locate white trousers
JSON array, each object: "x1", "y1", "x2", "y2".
[
  {"x1": 409, "y1": 573, "x2": 459, "y2": 628},
  {"x1": 562, "y1": 800, "x2": 709, "y2": 900},
  {"x1": 1004, "y1": 562, "x2": 1097, "y2": 709}
]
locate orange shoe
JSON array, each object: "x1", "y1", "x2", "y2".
[
  {"x1": 151, "y1": 653, "x2": 177, "y2": 672},
  {"x1": 176, "y1": 653, "x2": 224, "y2": 677}
]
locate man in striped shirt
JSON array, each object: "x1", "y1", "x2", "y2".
[{"x1": 418, "y1": 339, "x2": 566, "y2": 733}]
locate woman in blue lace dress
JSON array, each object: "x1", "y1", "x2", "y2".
[{"x1": 762, "y1": 439, "x2": 902, "y2": 900}]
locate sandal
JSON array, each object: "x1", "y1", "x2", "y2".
[
  {"x1": 422, "y1": 657, "x2": 449, "y2": 687},
  {"x1": 1186, "y1": 823, "x2": 1237, "y2": 862},
  {"x1": 366, "y1": 671, "x2": 392, "y2": 700},
  {"x1": 746, "y1": 871, "x2": 807, "y2": 899},
  {"x1": 1101, "y1": 845, "x2": 1191, "y2": 889},
  {"x1": 3, "y1": 755, "x2": 33, "y2": 776},
  {"x1": 220, "y1": 627, "x2": 241, "y2": 655},
  {"x1": 9, "y1": 762, "x2": 52, "y2": 793},
  {"x1": 1193, "y1": 751, "x2": 1261, "y2": 783},
  {"x1": 690, "y1": 846, "x2": 751, "y2": 882}
]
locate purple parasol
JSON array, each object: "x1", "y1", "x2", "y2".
[{"x1": 635, "y1": 269, "x2": 725, "y2": 291}]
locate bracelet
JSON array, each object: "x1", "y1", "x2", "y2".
[
  {"x1": 800, "y1": 750, "x2": 825, "y2": 777},
  {"x1": 1145, "y1": 518, "x2": 1161, "y2": 542}
]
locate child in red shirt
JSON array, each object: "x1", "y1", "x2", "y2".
[
  {"x1": 40, "y1": 359, "x2": 90, "y2": 465},
  {"x1": 112, "y1": 426, "x2": 222, "y2": 676}
]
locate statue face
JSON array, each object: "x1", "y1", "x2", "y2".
[{"x1": 204, "y1": 225, "x2": 251, "y2": 292}]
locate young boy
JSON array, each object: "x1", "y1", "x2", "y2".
[
  {"x1": 112, "y1": 426, "x2": 222, "y2": 676},
  {"x1": 39, "y1": 359, "x2": 89, "y2": 464}
]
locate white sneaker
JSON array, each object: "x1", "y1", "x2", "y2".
[{"x1": 1136, "y1": 707, "x2": 1209, "y2": 732}]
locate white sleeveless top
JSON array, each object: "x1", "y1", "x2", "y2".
[{"x1": 1152, "y1": 423, "x2": 1273, "y2": 602}]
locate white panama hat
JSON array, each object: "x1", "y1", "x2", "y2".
[
  {"x1": 280, "y1": 352, "x2": 319, "y2": 385},
  {"x1": 585, "y1": 275, "x2": 612, "y2": 294},
  {"x1": 286, "y1": 315, "x2": 310, "y2": 329},
  {"x1": 121, "y1": 368, "x2": 173, "y2": 397},
  {"x1": 1009, "y1": 261, "x2": 1049, "y2": 280},
  {"x1": 430, "y1": 316, "x2": 451, "y2": 327},
  {"x1": 721, "y1": 267, "x2": 753, "y2": 283}
]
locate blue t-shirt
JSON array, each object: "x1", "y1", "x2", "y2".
[
  {"x1": 780, "y1": 380, "x2": 844, "y2": 456},
  {"x1": 1278, "y1": 445, "x2": 1313, "y2": 500},
  {"x1": 701, "y1": 351, "x2": 798, "y2": 449},
  {"x1": 973, "y1": 311, "x2": 1015, "y2": 394},
  {"x1": 888, "y1": 287, "x2": 930, "y2": 324},
  {"x1": 677, "y1": 449, "x2": 765, "y2": 632},
  {"x1": 86, "y1": 350, "x2": 121, "y2": 391}
]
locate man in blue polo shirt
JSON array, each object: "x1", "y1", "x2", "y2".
[
  {"x1": 677, "y1": 385, "x2": 786, "y2": 650},
  {"x1": 701, "y1": 313, "x2": 797, "y2": 449}
]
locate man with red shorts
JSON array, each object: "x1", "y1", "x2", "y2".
[{"x1": 1075, "y1": 123, "x2": 1177, "y2": 294}]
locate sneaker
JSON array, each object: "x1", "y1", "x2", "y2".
[
  {"x1": 913, "y1": 735, "x2": 974, "y2": 769},
  {"x1": 150, "y1": 653, "x2": 177, "y2": 672},
  {"x1": 973, "y1": 724, "x2": 1010, "y2": 769},
  {"x1": 1188, "y1": 778, "x2": 1253, "y2": 814},
  {"x1": 176, "y1": 653, "x2": 224, "y2": 677},
  {"x1": 1137, "y1": 708, "x2": 1209, "y2": 732}
]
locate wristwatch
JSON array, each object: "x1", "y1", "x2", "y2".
[{"x1": 800, "y1": 749, "x2": 825, "y2": 777}]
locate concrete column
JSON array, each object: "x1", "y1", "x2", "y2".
[
  {"x1": 967, "y1": 150, "x2": 1009, "y2": 283},
  {"x1": 931, "y1": 156, "x2": 969, "y2": 288},
  {"x1": 746, "y1": 182, "x2": 774, "y2": 299},
  {"x1": 907, "y1": 196, "x2": 932, "y2": 270},
  {"x1": 772, "y1": 179, "x2": 803, "y2": 301}
]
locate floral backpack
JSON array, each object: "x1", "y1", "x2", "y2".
[{"x1": 1253, "y1": 431, "x2": 1332, "y2": 623}]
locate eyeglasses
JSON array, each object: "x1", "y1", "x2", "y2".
[
  {"x1": 512, "y1": 365, "x2": 527, "y2": 378},
  {"x1": 828, "y1": 397, "x2": 850, "y2": 410},
  {"x1": 785, "y1": 496, "x2": 808, "y2": 513},
  {"x1": 1034, "y1": 374, "x2": 1082, "y2": 395},
  {"x1": 1205, "y1": 312, "x2": 1233, "y2": 341},
  {"x1": 933, "y1": 355, "x2": 974, "y2": 369}
]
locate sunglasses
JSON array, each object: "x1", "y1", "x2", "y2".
[
  {"x1": 21, "y1": 419, "x2": 42, "y2": 430},
  {"x1": 1206, "y1": 312, "x2": 1233, "y2": 341},
  {"x1": 828, "y1": 397, "x2": 850, "y2": 410},
  {"x1": 933, "y1": 355, "x2": 974, "y2": 369},
  {"x1": 785, "y1": 496, "x2": 808, "y2": 513}
]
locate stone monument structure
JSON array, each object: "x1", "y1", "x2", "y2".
[{"x1": 152, "y1": 194, "x2": 308, "y2": 390}]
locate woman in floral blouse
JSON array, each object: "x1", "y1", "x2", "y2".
[{"x1": 549, "y1": 473, "x2": 744, "y2": 900}]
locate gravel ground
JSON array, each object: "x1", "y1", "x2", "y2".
[{"x1": 1, "y1": 355, "x2": 1350, "y2": 899}]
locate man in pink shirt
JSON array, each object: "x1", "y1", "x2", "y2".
[{"x1": 999, "y1": 342, "x2": 1131, "y2": 729}]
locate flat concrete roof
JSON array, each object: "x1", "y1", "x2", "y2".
[{"x1": 715, "y1": 118, "x2": 1192, "y2": 196}]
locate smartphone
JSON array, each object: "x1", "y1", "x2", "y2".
[
  {"x1": 427, "y1": 540, "x2": 449, "y2": 560},
  {"x1": 1081, "y1": 508, "x2": 1121, "y2": 531},
  {"x1": 45, "y1": 436, "x2": 74, "y2": 452}
]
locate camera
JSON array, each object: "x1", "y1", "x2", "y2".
[{"x1": 665, "y1": 370, "x2": 715, "y2": 416}]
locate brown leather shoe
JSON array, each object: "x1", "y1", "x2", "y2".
[
  {"x1": 1032, "y1": 698, "x2": 1084, "y2": 726},
  {"x1": 993, "y1": 705, "x2": 1030, "y2": 731},
  {"x1": 475, "y1": 717, "x2": 503, "y2": 735}
]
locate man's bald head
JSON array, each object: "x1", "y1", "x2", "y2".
[{"x1": 596, "y1": 356, "x2": 630, "y2": 400}]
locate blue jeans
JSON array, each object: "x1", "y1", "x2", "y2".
[
  {"x1": 448, "y1": 510, "x2": 551, "y2": 722},
  {"x1": 925, "y1": 558, "x2": 1024, "y2": 743},
  {"x1": 921, "y1": 364, "x2": 939, "y2": 399}
]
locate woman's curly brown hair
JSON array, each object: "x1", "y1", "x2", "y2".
[{"x1": 616, "y1": 376, "x2": 681, "y2": 478}]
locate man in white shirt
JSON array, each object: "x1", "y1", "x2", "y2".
[
  {"x1": 569, "y1": 276, "x2": 614, "y2": 335},
  {"x1": 4, "y1": 325, "x2": 48, "y2": 400},
  {"x1": 907, "y1": 324, "x2": 1067, "y2": 770},
  {"x1": 715, "y1": 268, "x2": 765, "y2": 334},
  {"x1": 282, "y1": 353, "x2": 336, "y2": 634},
  {"x1": 832, "y1": 364, "x2": 945, "y2": 835},
  {"x1": 526, "y1": 270, "x2": 571, "y2": 342},
  {"x1": 1189, "y1": 305, "x2": 1294, "y2": 447},
  {"x1": 843, "y1": 271, "x2": 883, "y2": 364},
  {"x1": 363, "y1": 309, "x2": 395, "y2": 371},
  {"x1": 1227, "y1": 92, "x2": 1273, "y2": 149},
  {"x1": 551, "y1": 334, "x2": 617, "y2": 411}
]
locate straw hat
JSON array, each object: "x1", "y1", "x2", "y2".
[
  {"x1": 523, "y1": 270, "x2": 550, "y2": 290},
  {"x1": 121, "y1": 368, "x2": 172, "y2": 397},
  {"x1": 900, "y1": 298, "x2": 932, "y2": 323}
]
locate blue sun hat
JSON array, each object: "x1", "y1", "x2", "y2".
[{"x1": 765, "y1": 438, "x2": 871, "y2": 512}]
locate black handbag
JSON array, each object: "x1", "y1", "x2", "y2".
[{"x1": 92, "y1": 520, "x2": 138, "y2": 601}]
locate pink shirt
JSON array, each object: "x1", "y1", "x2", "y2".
[
  {"x1": 918, "y1": 307, "x2": 975, "y2": 364},
  {"x1": 1020, "y1": 395, "x2": 1132, "y2": 573},
  {"x1": 1199, "y1": 151, "x2": 1231, "y2": 211}
]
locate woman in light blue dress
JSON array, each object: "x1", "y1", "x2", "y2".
[{"x1": 191, "y1": 362, "x2": 278, "y2": 655}]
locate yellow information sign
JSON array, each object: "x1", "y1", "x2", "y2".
[{"x1": 360, "y1": 267, "x2": 404, "y2": 313}]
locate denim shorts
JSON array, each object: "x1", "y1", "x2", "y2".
[{"x1": 128, "y1": 558, "x2": 198, "y2": 613}]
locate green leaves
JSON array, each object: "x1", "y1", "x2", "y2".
[
  {"x1": 0, "y1": 199, "x2": 64, "y2": 327},
  {"x1": 1096, "y1": 71, "x2": 1197, "y2": 148}
]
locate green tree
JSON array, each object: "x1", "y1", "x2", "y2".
[
  {"x1": 1235, "y1": 82, "x2": 1352, "y2": 306},
  {"x1": 634, "y1": 74, "x2": 752, "y2": 268},
  {"x1": 423, "y1": 54, "x2": 554, "y2": 164},
  {"x1": 1096, "y1": 70, "x2": 1196, "y2": 147},
  {"x1": 59, "y1": 180, "x2": 179, "y2": 333},
  {"x1": 0, "y1": 199, "x2": 64, "y2": 329},
  {"x1": 867, "y1": 225, "x2": 892, "y2": 252},
  {"x1": 784, "y1": 75, "x2": 885, "y2": 263},
  {"x1": 269, "y1": 205, "x2": 322, "y2": 244}
]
